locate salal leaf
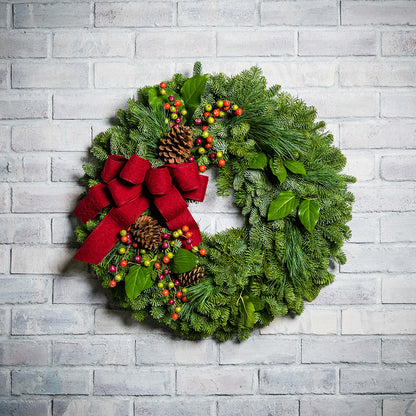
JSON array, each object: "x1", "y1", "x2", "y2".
[
  {"x1": 239, "y1": 296, "x2": 256, "y2": 328},
  {"x1": 284, "y1": 160, "x2": 306, "y2": 175},
  {"x1": 268, "y1": 191, "x2": 300, "y2": 221},
  {"x1": 246, "y1": 294, "x2": 265, "y2": 311},
  {"x1": 125, "y1": 265, "x2": 153, "y2": 300},
  {"x1": 180, "y1": 74, "x2": 208, "y2": 119},
  {"x1": 146, "y1": 87, "x2": 164, "y2": 110},
  {"x1": 247, "y1": 152, "x2": 267, "y2": 169},
  {"x1": 270, "y1": 158, "x2": 287, "y2": 184},
  {"x1": 298, "y1": 199, "x2": 320, "y2": 232},
  {"x1": 171, "y1": 248, "x2": 197, "y2": 274}
]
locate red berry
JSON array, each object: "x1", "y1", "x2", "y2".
[
  {"x1": 181, "y1": 296, "x2": 188, "y2": 302},
  {"x1": 224, "y1": 100, "x2": 230, "y2": 107},
  {"x1": 204, "y1": 143, "x2": 211, "y2": 149},
  {"x1": 120, "y1": 260, "x2": 128, "y2": 267},
  {"x1": 176, "y1": 291, "x2": 183, "y2": 298},
  {"x1": 160, "y1": 82, "x2": 166, "y2": 89},
  {"x1": 199, "y1": 165, "x2": 206, "y2": 172},
  {"x1": 218, "y1": 159, "x2": 226, "y2": 167},
  {"x1": 200, "y1": 248, "x2": 207, "y2": 256},
  {"x1": 185, "y1": 231, "x2": 193, "y2": 239},
  {"x1": 154, "y1": 262, "x2": 161, "y2": 269},
  {"x1": 162, "y1": 256, "x2": 170, "y2": 264},
  {"x1": 172, "y1": 313, "x2": 179, "y2": 320},
  {"x1": 162, "y1": 289, "x2": 169, "y2": 297},
  {"x1": 133, "y1": 242, "x2": 138, "y2": 248},
  {"x1": 235, "y1": 108, "x2": 243, "y2": 116},
  {"x1": 213, "y1": 109, "x2": 220, "y2": 117},
  {"x1": 202, "y1": 125, "x2": 208, "y2": 131},
  {"x1": 109, "y1": 280, "x2": 116, "y2": 288},
  {"x1": 120, "y1": 236, "x2": 128, "y2": 243},
  {"x1": 174, "y1": 99, "x2": 181, "y2": 107},
  {"x1": 182, "y1": 225, "x2": 190, "y2": 232},
  {"x1": 223, "y1": 106, "x2": 230, "y2": 111},
  {"x1": 164, "y1": 103, "x2": 170, "y2": 110},
  {"x1": 206, "y1": 136, "x2": 213, "y2": 143}
]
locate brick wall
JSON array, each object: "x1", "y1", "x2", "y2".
[{"x1": 1, "y1": 1, "x2": 415, "y2": 415}]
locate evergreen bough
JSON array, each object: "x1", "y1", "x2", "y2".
[{"x1": 75, "y1": 64, "x2": 355, "y2": 341}]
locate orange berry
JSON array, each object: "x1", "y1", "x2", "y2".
[
  {"x1": 121, "y1": 236, "x2": 128, "y2": 243},
  {"x1": 120, "y1": 260, "x2": 128, "y2": 267},
  {"x1": 199, "y1": 165, "x2": 206, "y2": 172},
  {"x1": 182, "y1": 225, "x2": 190, "y2": 232},
  {"x1": 133, "y1": 243, "x2": 138, "y2": 248},
  {"x1": 174, "y1": 99, "x2": 181, "y2": 107},
  {"x1": 202, "y1": 125, "x2": 209, "y2": 131},
  {"x1": 176, "y1": 291, "x2": 183, "y2": 298},
  {"x1": 200, "y1": 248, "x2": 207, "y2": 256},
  {"x1": 235, "y1": 108, "x2": 243, "y2": 116},
  {"x1": 127, "y1": 227, "x2": 131, "y2": 232},
  {"x1": 154, "y1": 262, "x2": 161, "y2": 269},
  {"x1": 204, "y1": 112, "x2": 210, "y2": 118},
  {"x1": 162, "y1": 289, "x2": 169, "y2": 297},
  {"x1": 206, "y1": 136, "x2": 213, "y2": 143},
  {"x1": 160, "y1": 82, "x2": 167, "y2": 89},
  {"x1": 181, "y1": 296, "x2": 188, "y2": 302},
  {"x1": 109, "y1": 280, "x2": 116, "y2": 287},
  {"x1": 224, "y1": 100, "x2": 231, "y2": 107},
  {"x1": 213, "y1": 109, "x2": 220, "y2": 117},
  {"x1": 204, "y1": 143, "x2": 211, "y2": 149},
  {"x1": 223, "y1": 106, "x2": 230, "y2": 111},
  {"x1": 185, "y1": 231, "x2": 193, "y2": 239},
  {"x1": 172, "y1": 313, "x2": 179, "y2": 320},
  {"x1": 218, "y1": 159, "x2": 226, "y2": 167},
  {"x1": 164, "y1": 103, "x2": 170, "y2": 110},
  {"x1": 162, "y1": 256, "x2": 170, "y2": 264}
]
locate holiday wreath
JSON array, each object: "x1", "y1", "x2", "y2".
[{"x1": 74, "y1": 63, "x2": 355, "y2": 341}]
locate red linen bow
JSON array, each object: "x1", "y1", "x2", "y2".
[{"x1": 73, "y1": 154, "x2": 208, "y2": 265}]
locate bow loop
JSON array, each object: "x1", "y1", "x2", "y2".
[
  {"x1": 168, "y1": 162, "x2": 201, "y2": 193},
  {"x1": 119, "y1": 154, "x2": 151, "y2": 185},
  {"x1": 145, "y1": 168, "x2": 172, "y2": 196}
]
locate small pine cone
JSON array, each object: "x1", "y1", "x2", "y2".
[
  {"x1": 131, "y1": 215, "x2": 161, "y2": 250},
  {"x1": 159, "y1": 125, "x2": 193, "y2": 164},
  {"x1": 177, "y1": 265, "x2": 205, "y2": 287}
]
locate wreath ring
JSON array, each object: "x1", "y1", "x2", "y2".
[{"x1": 74, "y1": 63, "x2": 355, "y2": 341}]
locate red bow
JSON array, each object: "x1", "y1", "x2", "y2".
[{"x1": 73, "y1": 154, "x2": 208, "y2": 265}]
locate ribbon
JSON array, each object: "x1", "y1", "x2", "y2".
[{"x1": 73, "y1": 154, "x2": 208, "y2": 265}]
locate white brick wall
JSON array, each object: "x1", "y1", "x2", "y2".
[{"x1": 1, "y1": 1, "x2": 415, "y2": 414}]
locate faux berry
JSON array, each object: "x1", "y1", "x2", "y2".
[
  {"x1": 194, "y1": 118, "x2": 202, "y2": 125},
  {"x1": 170, "y1": 106, "x2": 176, "y2": 112},
  {"x1": 120, "y1": 260, "x2": 128, "y2": 267},
  {"x1": 109, "y1": 265, "x2": 116, "y2": 273},
  {"x1": 207, "y1": 116, "x2": 215, "y2": 124},
  {"x1": 162, "y1": 233, "x2": 169, "y2": 239},
  {"x1": 167, "y1": 252, "x2": 174, "y2": 259},
  {"x1": 219, "y1": 111, "x2": 225, "y2": 117},
  {"x1": 160, "y1": 89, "x2": 166, "y2": 95},
  {"x1": 109, "y1": 280, "x2": 116, "y2": 288},
  {"x1": 157, "y1": 282, "x2": 164, "y2": 288},
  {"x1": 160, "y1": 82, "x2": 167, "y2": 89},
  {"x1": 172, "y1": 313, "x2": 179, "y2": 320},
  {"x1": 143, "y1": 260, "x2": 151, "y2": 267},
  {"x1": 168, "y1": 95, "x2": 175, "y2": 101},
  {"x1": 154, "y1": 262, "x2": 161, "y2": 269},
  {"x1": 162, "y1": 289, "x2": 169, "y2": 297},
  {"x1": 182, "y1": 296, "x2": 188, "y2": 302},
  {"x1": 177, "y1": 229, "x2": 183, "y2": 236},
  {"x1": 202, "y1": 125, "x2": 209, "y2": 131},
  {"x1": 217, "y1": 100, "x2": 224, "y2": 108},
  {"x1": 218, "y1": 158, "x2": 226, "y2": 167},
  {"x1": 176, "y1": 291, "x2": 183, "y2": 298},
  {"x1": 188, "y1": 156, "x2": 195, "y2": 162},
  {"x1": 121, "y1": 235, "x2": 128, "y2": 243},
  {"x1": 202, "y1": 131, "x2": 209, "y2": 138},
  {"x1": 162, "y1": 256, "x2": 170, "y2": 264},
  {"x1": 181, "y1": 109, "x2": 187, "y2": 116},
  {"x1": 168, "y1": 281, "x2": 174, "y2": 288},
  {"x1": 163, "y1": 268, "x2": 170, "y2": 275},
  {"x1": 168, "y1": 299, "x2": 175, "y2": 305},
  {"x1": 210, "y1": 152, "x2": 216, "y2": 160},
  {"x1": 182, "y1": 225, "x2": 190, "y2": 232},
  {"x1": 134, "y1": 255, "x2": 141, "y2": 263},
  {"x1": 191, "y1": 246, "x2": 198, "y2": 253},
  {"x1": 199, "y1": 165, "x2": 207, "y2": 173},
  {"x1": 174, "y1": 99, "x2": 181, "y2": 107},
  {"x1": 205, "y1": 104, "x2": 212, "y2": 111},
  {"x1": 115, "y1": 274, "x2": 122, "y2": 282},
  {"x1": 133, "y1": 243, "x2": 138, "y2": 248},
  {"x1": 204, "y1": 112, "x2": 210, "y2": 118},
  {"x1": 224, "y1": 100, "x2": 231, "y2": 107},
  {"x1": 162, "y1": 241, "x2": 169, "y2": 249},
  {"x1": 186, "y1": 238, "x2": 192, "y2": 244},
  {"x1": 120, "y1": 230, "x2": 127, "y2": 236},
  {"x1": 164, "y1": 103, "x2": 170, "y2": 110},
  {"x1": 235, "y1": 108, "x2": 243, "y2": 116},
  {"x1": 140, "y1": 249, "x2": 146, "y2": 254},
  {"x1": 213, "y1": 109, "x2": 220, "y2": 117},
  {"x1": 198, "y1": 147, "x2": 205, "y2": 154},
  {"x1": 216, "y1": 151, "x2": 223, "y2": 158},
  {"x1": 171, "y1": 113, "x2": 178, "y2": 120},
  {"x1": 206, "y1": 136, "x2": 213, "y2": 143},
  {"x1": 175, "y1": 306, "x2": 182, "y2": 313},
  {"x1": 159, "y1": 274, "x2": 164, "y2": 280},
  {"x1": 175, "y1": 117, "x2": 181, "y2": 124},
  {"x1": 119, "y1": 247, "x2": 126, "y2": 254},
  {"x1": 200, "y1": 248, "x2": 207, "y2": 256},
  {"x1": 182, "y1": 287, "x2": 188, "y2": 294},
  {"x1": 196, "y1": 138, "x2": 202, "y2": 145},
  {"x1": 172, "y1": 231, "x2": 180, "y2": 238},
  {"x1": 185, "y1": 231, "x2": 192, "y2": 239},
  {"x1": 232, "y1": 104, "x2": 239, "y2": 110},
  {"x1": 204, "y1": 143, "x2": 211, "y2": 149}
]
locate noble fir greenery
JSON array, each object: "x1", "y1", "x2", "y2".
[{"x1": 74, "y1": 62, "x2": 355, "y2": 341}]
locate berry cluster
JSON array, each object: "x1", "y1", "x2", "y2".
[{"x1": 160, "y1": 82, "x2": 188, "y2": 128}]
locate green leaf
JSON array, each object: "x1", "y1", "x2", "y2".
[
  {"x1": 298, "y1": 199, "x2": 320, "y2": 232},
  {"x1": 125, "y1": 265, "x2": 153, "y2": 300},
  {"x1": 146, "y1": 87, "x2": 164, "y2": 110},
  {"x1": 171, "y1": 248, "x2": 197, "y2": 274},
  {"x1": 270, "y1": 158, "x2": 287, "y2": 184},
  {"x1": 247, "y1": 152, "x2": 267, "y2": 169},
  {"x1": 180, "y1": 74, "x2": 208, "y2": 119},
  {"x1": 246, "y1": 294, "x2": 265, "y2": 311},
  {"x1": 284, "y1": 160, "x2": 306, "y2": 175},
  {"x1": 268, "y1": 191, "x2": 300, "y2": 221},
  {"x1": 239, "y1": 296, "x2": 256, "y2": 328}
]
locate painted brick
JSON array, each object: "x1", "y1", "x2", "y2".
[
  {"x1": 0, "y1": 308, "x2": 8, "y2": 334},
  {"x1": 12, "y1": 184, "x2": 82, "y2": 213},
  {"x1": 261, "y1": 61, "x2": 336, "y2": 87},
  {"x1": 302, "y1": 337, "x2": 379, "y2": 363},
  {"x1": 340, "y1": 61, "x2": 416, "y2": 87},
  {"x1": 0, "y1": 94, "x2": 48, "y2": 120},
  {"x1": 51, "y1": 154, "x2": 84, "y2": 182},
  {"x1": 52, "y1": 217, "x2": 78, "y2": 244},
  {"x1": 12, "y1": 369, "x2": 89, "y2": 395},
  {"x1": 0, "y1": 155, "x2": 49, "y2": 183},
  {"x1": 53, "y1": 32, "x2": 133, "y2": 58},
  {"x1": 381, "y1": 213, "x2": 416, "y2": 242},
  {"x1": 0, "y1": 184, "x2": 10, "y2": 213},
  {"x1": 12, "y1": 124, "x2": 91, "y2": 152},
  {"x1": 382, "y1": 93, "x2": 416, "y2": 118},
  {"x1": 348, "y1": 214, "x2": 379, "y2": 243},
  {"x1": 261, "y1": 1, "x2": 337, "y2": 26},
  {"x1": 381, "y1": 155, "x2": 416, "y2": 181},
  {"x1": 0, "y1": 64, "x2": 7, "y2": 89},
  {"x1": 0, "y1": 370, "x2": 10, "y2": 395},
  {"x1": 260, "y1": 368, "x2": 336, "y2": 394},
  {"x1": 0, "y1": 278, "x2": 51, "y2": 304},
  {"x1": 343, "y1": 151, "x2": 375, "y2": 181},
  {"x1": 135, "y1": 398, "x2": 216, "y2": 416},
  {"x1": 136, "y1": 335, "x2": 217, "y2": 365},
  {"x1": 136, "y1": 32, "x2": 215, "y2": 59},
  {"x1": 341, "y1": 367, "x2": 416, "y2": 394},
  {"x1": 189, "y1": 212, "x2": 215, "y2": 234},
  {"x1": 260, "y1": 309, "x2": 338, "y2": 335},
  {"x1": 54, "y1": 338, "x2": 131, "y2": 366},
  {"x1": 342, "y1": 1, "x2": 416, "y2": 25},
  {"x1": 297, "y1": 91, "x2": 378, "y2": 118},
  {"x1": 311, "y1": 278, "x2": 377, "y2": 305},
  {"x1": 14, "y1": 3, "x2": 90, "y2": 28},
  {"x1": 220, "y1": 336, "x2": 296, "y2": 364},
  {"x1": 0, "y1": 33, "x2": 47, "y2": 58},
  {"x1": 382, "y1": 276, "x2": 416, "y2": 304},
  {"x1": 175, "y1": 60, "x2": 255, "y2": 78},
  {"x1": 12, "y1": 63, "x2": 89, "y2": 89},
  {"x1": 0, "y1": 340, "x2": 49, "y2": 365},
  {"x1": 53, "y1": 276, "x2": 108, "y2": 304},
  {"x1": 0, "y1": 400, "x2": 50, "y2": 416},
  {"x1": 95, "y1": 2, "x2": 173, "y2": 27},
  {"x1": 300, "y1": 397, "x2": 378, "y2": 416},
  {"x1": 218, "y1": 398, "x2": 298, "y2": 416},
  {"x1": 0, "y1": 126, "x2": 9, "y2": 151},
  {"x1": 0, "y1": 217, "x2": 50, "y2": 244},
  {"x1": 178, "y1": 1, "x2": 256, "y2": 26},
  {"x1": 383, "y1": 399, "x2": 416, "y2": 416},
  {"x1": 342, "y1": 309, "x2": 416, "y2": 335},
  {"x1": 177, "y1": 368, "x2": 256, "y2": 395},
  {"x1": 54, "y1": 91, "x2": 129, "y2": 120},
  {"x1": 218, "y1": 31, "x2": 295, "y2": 57},
  {"x1": 12, "y1": 306, "x2": 91, "y2": 335},
  {"x1": 382, "y1": 31, "x2": 416, "y2": 56},
  {"x1": 94, "y1": 368, "x2": 173, "y2": 395},
  {"x1": 299, "y1": 30, "x2": 376, "y2": 56},
  {"x1": 382, "y1": 339, "x2": 416, "y2": 363},
  {"x1": 53, "y1": 399, "x2": 130, "y2": 416},
  {"x1": 351, "y1": 183, "x2": 416, "y2": 212},
  {"x1": 95, "y1": 62, "x2": 176, "y2": 88},
  {"x1": 342, "y1": 244, "x2": 416, "y2": 273},
  {"x1": 0, "y1": 4, "x2": 6, "y2": 28},
  {"x1": 0, "y1": 248, "x2": 9, "y2": 274},
  {"x1": 340, "y1": 121, "x2": 416, "y2": 149}
]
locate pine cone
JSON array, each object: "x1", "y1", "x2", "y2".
[
  {"x1": 177, "y1": 265, "x2": 205, "y2": 287},
  {"x1": 159, "y1": 125, "x2": 193, "y2": 164},
  {"x1": 131, "y1": 215, "x2": 161, "y2": 250}
]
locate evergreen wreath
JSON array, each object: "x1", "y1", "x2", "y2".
[{"x1": 74, "y1": 63, "x2": 355, "y2": 341}]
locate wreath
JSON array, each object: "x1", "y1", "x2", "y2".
[{"x1": 74, "y1": 63, "x2": 355, "y2": 341}]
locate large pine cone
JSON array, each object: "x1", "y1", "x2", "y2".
[
  {"x1": 177, "y1": 265, "x2": 205, "y2": 287},
  {"x1": 159, "y1": 125, "x2": 193, "y2": 164},
  {"x1": 131, "y1": 215, "x2": 161, "y2": 250}
]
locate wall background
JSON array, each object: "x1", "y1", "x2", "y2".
[{"x1": 1, "y1": 0, "x2": 415, "y2": 415}]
